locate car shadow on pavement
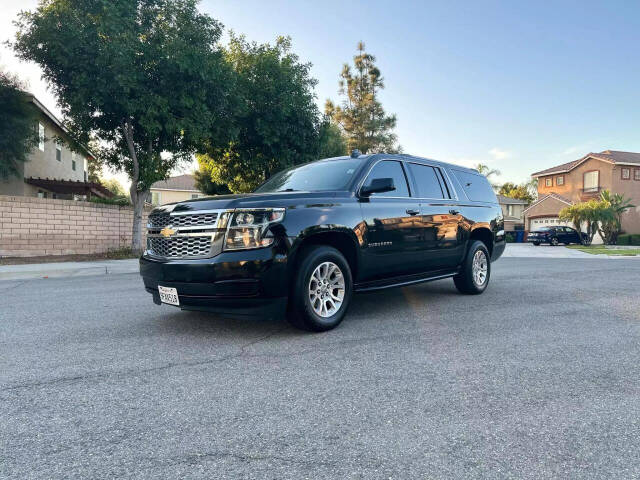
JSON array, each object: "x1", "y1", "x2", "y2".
[{"x1": 149, "y1": 279, "x2": 462, "y2": 338}]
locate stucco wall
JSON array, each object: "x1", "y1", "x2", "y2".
[
  {"x1": 537, "y1": 157, "x2": 614, "y2": 203},
  {"x1": 0, "y1": 195, "x2": 150, "y2": 257},
  {"x1": 523, "y1": 196, "x2": 572, "y2": 230},
  {"x1": 611, "y1": 165, "x2": 640, "y2": 234},
  {"x1": 535, "y1": 158, "x2": 640, "y2": 234},
  {"x1": 150, "y1": 189, "x2": 204, "y2": 206},
  {"x1": 0, "y1": 109, "x2": 90, "y2": 198}
]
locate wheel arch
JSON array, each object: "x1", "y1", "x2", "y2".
[
  {"x1": 468, "y1": 226, "x2": 494, "y2": 257},
  {"x1": 288, "y1": 228, "x2": 361, "y2": 282}
]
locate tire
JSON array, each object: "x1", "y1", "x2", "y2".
[
  {"x1": 550, "y1": 237, "x2": 559, "y2": 246},
  {"x1": 287, "y1": 246, "x2": 353, "y2": 332},
  {"x1": 533, "y1": 242, "x2": 540, "y2": 246},
  {"x1": 453, "y1": 240, "x2": 491, "y2": 295}
]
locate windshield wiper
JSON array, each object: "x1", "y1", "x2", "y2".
[{"x1": 277, "y1": 188, "x2": 299, "y2": 192}]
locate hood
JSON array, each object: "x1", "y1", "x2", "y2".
[{"x1": 151, "y1": 191, "x2": 352, "y2": 215}]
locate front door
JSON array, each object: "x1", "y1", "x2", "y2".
[{"x1": 359, "y1": 160, "x2": 423, "y2": 280}]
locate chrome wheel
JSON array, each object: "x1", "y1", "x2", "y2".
[
  {"x1": 308, "y1": 261, "x2": 345, "y2": 318},
  {"x1": 472, "y1": 250, "x2": 488, "y2": 286}
]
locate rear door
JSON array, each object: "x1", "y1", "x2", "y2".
[
  {"x1": 359, "y1": 160, "x2": 423, "y2": 279},
  {"x1": 406, "y1": 162, "x2": 464, "y2": 270}
]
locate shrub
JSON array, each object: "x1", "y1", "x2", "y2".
[
  {"x1": 631, "y1": 234, "x2": 640, "y2": 246},
  {"x1": 90, "y1": 196, "x2": 131, "y2": 206},
  {"x1": 618, "y1": 234, "x2": 631, "y2": 245},
  {"x1": 505, "y1": 232, "x2": 516, "y2": 243}
]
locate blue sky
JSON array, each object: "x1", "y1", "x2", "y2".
[{"x1": 2, "y1": 0, "x2": 639, "y2": 185}]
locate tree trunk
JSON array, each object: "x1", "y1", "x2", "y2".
[
  {"x1": 122, "y1": 120, "x2": 146, "y2": 255},
  {"x1": 130, "y1": 187, "x2": 149, "y2": 255}
]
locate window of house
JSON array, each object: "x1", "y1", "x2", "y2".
[
  {"x1": 635, "y1": 168, "x2": 640, "y2": 181},
  {"x1": 151, "y1": 191, "x2": 161, "y2": 205},
  {"x1": 72, "y1": 158, "x2": 76, "y2": 171},
  {"x1": 191, "y1": 194, "x2": 200, "y2": 199},
  {"x1": 545, "y1": 177, "x2": 552, "y2": 187},
  {"x1": 38, "y1": 123, "x2": 45, "y2": 151},
  {"x1": 56, "y1": 145, "x2": 62, "y2": 162},
  {"x1": 507, "y1": 204, "x2": 514, "y2": 217},
  {"x1": 583, "y1": 171, "x2": 599, "y2": 192},
  {"x1": 407, "y1": 163, "x2": 445, "y2": 199},
  {"x1": 556, "y1": 176, "x2": 564, "y2": 186},
  {"x1": 363, "y1": 160, "x2": 410, "y2": 197},
  {"x1": 622, "y1": 167, "x2": 631, "y2": 180}
]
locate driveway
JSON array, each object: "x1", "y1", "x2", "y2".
[
  {"x1": 2, "y1": 258, "x2": 640, "y2": 479},
  {"x1": 503, "y1": 243, "x2": 596, "y2": 258}
]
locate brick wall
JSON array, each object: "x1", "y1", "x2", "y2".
[{"x1": 0, "y1": 195, "x2": 151, "y2": 257}]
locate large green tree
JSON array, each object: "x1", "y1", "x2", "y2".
[
  {"x1": 498, "y1": 181, "x2": 536, "y2": 203},
  {"x1": 325, "y1": 42, "x2": 399, "y2": 154},
  {"x1": 198, "y1": 34, "x2": 340, "y2": 193},
  {"x1": 13, "y1": 0, "x2": 233, "y2": 253},
  {"x1": 0, "y1": 71, "x2": 38, "y2": 180}
]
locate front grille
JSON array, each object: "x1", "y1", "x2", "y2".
[
  {"x1": 148, "y1": 212, "x2": 219, "y2": 228},
  {"x1": 147, "y1": 236, "x2": 212, "y2": 258}
]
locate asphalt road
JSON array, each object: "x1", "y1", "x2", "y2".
[{"x1": 2, "y1": 257, "x2": 640, "y2": 479}]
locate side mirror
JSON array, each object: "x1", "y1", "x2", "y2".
[{"x1": 360, "y1": 177, "x2": 396, "y2": 197}]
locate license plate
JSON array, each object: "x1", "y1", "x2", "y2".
[{"x1": 158, "y1": 286, "x2": 179, "y2": 306}]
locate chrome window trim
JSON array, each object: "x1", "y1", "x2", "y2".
[
  {"x1": 356, "y1": 158, "x2": 412, "y2": 199},
  {"x1": 357, "y1": 158, "x2": 461, "y2": 202}
]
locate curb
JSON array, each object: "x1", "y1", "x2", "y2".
[{"x1": 0, "y1": 259, "x2": 139, "y2": 281}]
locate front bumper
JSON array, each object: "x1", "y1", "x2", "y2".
[
  {"x1": 527, "y1": 235, "x2": 548, "y2": 243},
  {"x1": 140, "y1": 246, "x2": 289, "y2": 318}
]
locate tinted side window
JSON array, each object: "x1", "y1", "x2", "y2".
[
  {"x1": 363, "y1": 161, "x2": 410, "y2": 197},
  {"x1": 452, "y1": 169, "x2": 497, "y2": 202},
  {"x1": 408, "y1": 163, "x2": 444, "y2": 199}
]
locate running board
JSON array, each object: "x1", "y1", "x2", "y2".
[{"x1": 354, "y1": 269, "x2": 459, "y2": 293}]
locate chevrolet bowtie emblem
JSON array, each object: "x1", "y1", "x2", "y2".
[{"x1": 160, "y1": 227, "x2": 176, "y2": 238}]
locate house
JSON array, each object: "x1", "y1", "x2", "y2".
[
  {"x1": 0, "y1": 95, "x2": 112, "y2": 199},
  {"x1": 497, "y1": 195, "x2": 528, "y2": 231},
  {"x1": 149, "y1": 174, "x2": 206, "y2": 206},
  {"x1": 524, "y1": 150, "x2": 640, "y2": 234}
]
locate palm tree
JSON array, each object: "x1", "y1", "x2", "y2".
[
  {"x1": 597, "y1": 190, "x2": 634, "y2": 244},
  {"x1": 474, "y1": 163, "x2": 501, "y2": 189}
]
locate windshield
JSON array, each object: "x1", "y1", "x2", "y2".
[
  {"x1": 537, "y1": 227, "x2": 552, "y2": 231},
  {"x1": 255, "y1": 159, "x2": 363, "y2": 193}
]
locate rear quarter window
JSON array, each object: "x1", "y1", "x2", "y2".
[{"x1": 451, "y1": 169, "x2": 497, "y2": 203}]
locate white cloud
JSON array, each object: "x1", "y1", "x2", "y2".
[{"x1": 489, "y1": 147, "x2": 511, "y2": 160}]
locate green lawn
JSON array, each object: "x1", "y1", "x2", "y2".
[{"x1": 567, "y1": 245, "x2": 640, "y2": 256}]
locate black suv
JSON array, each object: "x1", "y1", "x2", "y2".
[{"x1": 140, "y1": 153, "x2": 505, "y2": 331}]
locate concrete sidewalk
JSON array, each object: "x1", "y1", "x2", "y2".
[
  {"x1": 503, "y1": 243, "x2": 595, "y2": 258},
  {"x1": 0, "y1": 258, "x2": 139, "y2": 281}
]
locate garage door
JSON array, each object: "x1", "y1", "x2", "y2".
[{"x1": 529, "y1": 217, "x2": 571, "y2": 230}]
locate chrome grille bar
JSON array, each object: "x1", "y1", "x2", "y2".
[{"x1": 145, "y1": 209, "x2": 226, "y2": 259}]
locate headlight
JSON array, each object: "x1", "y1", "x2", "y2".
[{"x1": 224, "y1": 208, "x2": 285, "y2": 251}]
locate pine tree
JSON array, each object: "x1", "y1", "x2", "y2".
[{"x1": 325, "y1": 42, "x2": 400, "y2": 154}]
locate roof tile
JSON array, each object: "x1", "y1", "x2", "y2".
[{"x1": 532, "y1": 150, "x2": 640, "y2": 177}]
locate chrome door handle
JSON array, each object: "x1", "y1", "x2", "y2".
[{"x1": 406, "y1": 209, "x2": 420, "y2": 216}]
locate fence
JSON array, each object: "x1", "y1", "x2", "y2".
[{"x1": 0, "y1": 195, "x2": 150, "y2": 257}]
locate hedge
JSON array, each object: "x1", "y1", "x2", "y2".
[{"x1": 617, "y1": 234, "x2": 640, "y2": 246}]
